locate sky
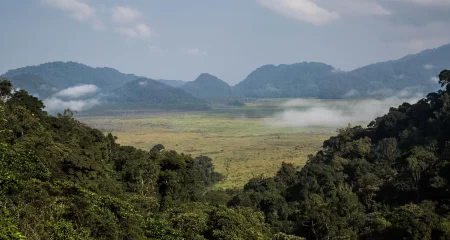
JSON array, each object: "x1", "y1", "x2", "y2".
[{"x1": 1, "y1": 0, "x2": 450, "y2": 85}]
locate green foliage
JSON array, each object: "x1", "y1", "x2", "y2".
[
  {"x1": 3, "y1": 68, "x2": 450, "y2": 239},
  {"x1": 229, "y1": 69, "x2": 450, "y2": 239},
  {"x1": 0, "y1": 79, "x2": 12, "y2": 102},
  {"x1": 0, "y1": 209, "x2": 26, "y2": 240}
]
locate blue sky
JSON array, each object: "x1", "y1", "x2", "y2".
[{"x1": 1, "y1": 0, "x2": 450, "y2": 84}]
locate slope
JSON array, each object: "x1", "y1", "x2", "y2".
[
  {"x1": 108, "y1": 77, "x2": 210, "y2": 110},
  {"x1": 181, "y1": 73, "x2": 233, "y2": 100},
  {"x1": 3, "y1": 61, "x2": 138, "y2": 91}
]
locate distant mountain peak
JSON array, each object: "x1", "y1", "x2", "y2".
[
  {"x1": 194, "y1": 73, "x2": 227, "y2": 84},
  {"x1": 182, "y1": 73, "x2": 232, "y2": 100}
]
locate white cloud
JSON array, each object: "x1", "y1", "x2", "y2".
[
  {"x1": 42, "y1": 0, "x2": 95, "y2": 21},
  {"x1": 343, "y1": 89, "x2": 359, "y2": 98},
  {"x1": 117, "y1": 23, "x2": 155, "y2": 40},
  {"x1": 118, "y1": 27, "x2": 138, "y2": 38},
  {"x1": 317, "y1": 0, "x2": 390, "y2": 16},
  {"x1": 257, "y1": 0, "x2": 340, "y2": 25},
  {"x1": 266, "y1": 92, "x2": 423, "y2": 128},
  {"x1": 55, "y1": 84, "x2": 99, "y2": 98},
  {"x1": 44, "y1": 97, "x2": 100, "y2": 112},
  {"x1": 331, "y1": 68, "x2": 344, "y2": 73},
  {"x1": 424, "y1": 64, "x2": 436, "y2": 69},
  {"x1": 138, "y1": 81, "x2": 148, "y2": 86},
  {"x1": 182, "y1": 48, "x2": 208, "y2": 57},
  {"x1": 42, "y1": 0, "x2": 105, "y2": 31},
  {"x1": 430, "y1": 76, "x2": 440, "y2": 83},
  {"x1": 112, "y1": 6, "x2": 142, "y2": 24},
  {"x1": 135, "y1": 24, "x2": 153, "y2": 39}
]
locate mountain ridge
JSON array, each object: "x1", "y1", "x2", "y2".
[{"x1": 3, "y1": 43, "x2": 450, "y2": 102}]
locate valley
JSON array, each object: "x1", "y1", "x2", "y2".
[
  {"x1": 3, "y1": 1, "x2": 450, "y2": 238},
  {"x1": 80, "y1": 99, "x2": 342, "y2": 188}
]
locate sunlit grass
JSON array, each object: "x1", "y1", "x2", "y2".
[{"x1": 79, "y1": 100, "x2": 336, "y2": 188}]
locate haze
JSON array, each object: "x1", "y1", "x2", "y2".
[{"x1": 2, "y1": 0, "x2": 450, "y2": 84}]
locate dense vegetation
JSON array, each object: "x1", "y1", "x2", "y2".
[
  {"x1": 7, "y1": 73, "x2": 56, "y2": 99},
  {"x1": 0, "y1": 77, "x2": 277, "y2": 239},
  {"x1": 2, "y1": 68, "x2": 450, "y2": 239},
  {"x1": 229, "y1": 69, "x2": 450, "y2": 239}
]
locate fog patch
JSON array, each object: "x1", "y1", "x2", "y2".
[
  {"x1": 267, "y1": 89, "x2": 423, "y2": 128},
  {"x1": 343, "y1": 89, "x2": 359, "y2": 98},
  {"x1": 44, "y1": 97, "x2": 101, "y2": 112},
  {"x1": 138, "y1": 81, "x2": 148, "y2": 86},
  {"x1": 394, "y1": 74, "x2": 405, "y2": 79},
  {"x1": 331, "y1": 68, "x2": 344, "y2": 73},
  {"x1": 368, "y1": 88, "x2": 395, "y2": 97},
  {"x1": 43, "y1": 84, "x2": 103, "y2": 113},
  {"x1": 55, "y1": 84, "x2": 99, "y2": 98}
]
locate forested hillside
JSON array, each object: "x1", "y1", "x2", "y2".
[
  {"x1": 235, "y1": 44, "x2": 450, "y2": 98},
  {"x1": 2, "y1": 68, "x2": 450, "y2": 239},
  {"x1": 234, "y1": 62, "x2": 334, "y2": 98},
  {"x1": 107, "y1": 77, "x2": 210, "y2": 110},
  {"x1": 3, "y1": 61, "x2": 138, "y2": 91},
  {"x1": 7, "y1": 73, "x2": 56, "y2": 98}
]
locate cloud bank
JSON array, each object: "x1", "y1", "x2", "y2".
[
  {"x1": 117, "y1": 23, "x2": 155, "y2": 39},
  {"x1": 112, "y1": 6, "x2": 142, "y2": 24},
  {"x1": 257, "y1": 0, "x2": 340, "y2": 25},
  {"x1": 44, "y1": 84, "x2": 102, "y2": 113},
  {"x1": 266, "y1": 90, "x2": 423, "y2": 128},
  {"x1": 55, "y1": 84, "x2": 99, "y2": 98},
  {"x1": 43, "y1": 0, "x2": 95, "y2": 21},
  {"x1": 42, "y1": 0, "x2": 104, "y2": 30},
  {"x1": 44, "y1": 97, "x2": 100, "y2": 112}
]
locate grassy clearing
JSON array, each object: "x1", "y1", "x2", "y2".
[{"x1": 79, "y1": 100, "x2": 336, "y2": 188}]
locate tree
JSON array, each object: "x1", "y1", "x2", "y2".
[
  {"x1": 439, "y1": 69, "x2": 450, "y2": 87},
  {"x1": 405, "y1": 146, "x2": 437, "y2": 201},
  {"x1": 0, "y1": 79, "x2": 12, "y2": 102}
]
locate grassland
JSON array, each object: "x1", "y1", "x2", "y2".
[{"x1": 79, "y1": 99, "x2": 337, "y2": 188}]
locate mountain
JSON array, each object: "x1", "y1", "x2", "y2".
[
  {"x1": 3, "y1": 43, "x2": 450, "y2": 103},
  {"x1": 234, "y1": 62, "x2": 334, "y2": 98},
  {"x1": 3, "y1": 61, "x2": 138, "y2": 91},
  {"x1": 181, "y1": 73, "x2": 233, "y2": 100},
  {"x1": 7, "y1": 73, "x2": 57, "y2": 98},
  {"x1": 156, "y1": 79, "x2": 186, "y2": 88},
  {"x1": 235, "y1": 44, "x2": 450, "y2": 98},
  {"x1": 348, "y1": 43, "x2": 450, "y2": 95},
  {"x1": 107, "y1": 77, "x2": 210, "y2": 110}
]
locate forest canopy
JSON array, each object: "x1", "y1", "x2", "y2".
[{"x1": 1, "y1": 68, "x2": 450, "y2": 239}]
